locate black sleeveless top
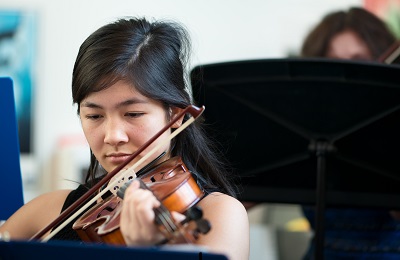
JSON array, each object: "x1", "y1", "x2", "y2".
[
  {"x1": 49, "y1": 172, "x2": 217, "y2": 241},
  {"x1": 49, "y1": 183, "x2": 94, "y2": 241}
]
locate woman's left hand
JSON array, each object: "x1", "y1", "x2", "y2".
[{"x1": 119, "y1": 180, "x2": 165, "y2": 245}]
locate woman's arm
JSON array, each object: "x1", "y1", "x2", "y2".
[{"x1": 0, "y1": 190, "x2": 71, "y2": 240}]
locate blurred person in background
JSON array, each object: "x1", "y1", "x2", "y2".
[{"x1": 300, "y1": 6, "x2": 399, "y2": 260}]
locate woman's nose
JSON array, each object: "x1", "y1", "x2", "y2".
[{"x1": 103, "y1": 119, "x2": 129, "y2": 145}]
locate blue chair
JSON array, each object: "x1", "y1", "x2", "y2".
[{"x1": 0, "y1": 77, "x2": 24, "y2": 220}]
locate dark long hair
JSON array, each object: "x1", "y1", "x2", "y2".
[
  {"x1": 71, "y1": 17, "x2": 237, "y2": 197},
  {"x1": 301, "y1": 7, "x2": 396, "y2": 59}
]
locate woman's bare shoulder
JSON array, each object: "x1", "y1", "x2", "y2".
[
  {"x1": 27, "y1": 189, "x2": 72, "y2": 208},
  {"x1": 195, "y1": 192, "x2": 249, "y2": 260},
  {"x1": 198, "y1": 192, "x2": 248, "y2": 227},
  {"x1": 24, "y1": 189, "x2": 72, "y2": 225},
  {"x1": 199, "y1": 192, "x2": 246, "y2": 212}
]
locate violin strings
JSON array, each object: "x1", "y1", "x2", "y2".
[{"x1": 154, "y1": 206, "x2": 177, "y2": 234}]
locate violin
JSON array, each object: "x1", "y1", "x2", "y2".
[{"x1": 72, "y1": 156, "x2": 211, "y2": 245}]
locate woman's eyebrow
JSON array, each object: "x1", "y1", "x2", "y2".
[
  {"x1": 80, "y1": 101, "x2": 102, "y2": 109},
  {"x1": 81, "y1": 98, "x2": 148, "y2": 109},
  {"x1": 117, "y1": 98, "x2": 148, "y2": 108}
]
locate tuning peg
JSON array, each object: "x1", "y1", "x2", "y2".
[
  {"x1": 195, "y1": 219, "x2": 211, "y2": 234},
  {"x1": 180, "y1": 206, "x2": 203, "y2": 225},
  {"x1": 186, "y1": 206, "x2": 203, "y2": 220},
  {"x1": 190, "y1": 218, "x2": 212, "y2": 239}
]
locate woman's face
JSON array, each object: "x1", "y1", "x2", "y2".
[
  {"x1": 326, "y1": 30, "x2": 372, "y2": 60},
  {"x1": 79, "y1": 80, "x2": 182, "y2": 173}
]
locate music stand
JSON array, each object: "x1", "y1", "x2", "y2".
[{"x1": 190, "y1": 58, "x2": 400, "y2": 259}]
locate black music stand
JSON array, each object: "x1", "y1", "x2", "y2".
[{"x1": 190, "y1": 58, "x2": 400, "y2": 259}]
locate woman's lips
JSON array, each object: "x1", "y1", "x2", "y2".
[{"x1": 106, "y1": 154, "x2": 132, "y2": 164}]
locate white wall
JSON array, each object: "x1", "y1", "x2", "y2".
[{"x1": 1, "y1": 0, "x2": 363, "y2": 199}]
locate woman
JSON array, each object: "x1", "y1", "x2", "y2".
[
  {"x1": 0, "y1": 17, "x2": 249, "y2": 260},
  {"x1": 301, "y1": 7, "x2": 396, "y2": 60}
]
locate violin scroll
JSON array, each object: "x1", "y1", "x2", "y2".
[
  {"x1": 178, "y1": 206, "x2": 211, "y2": 241},
  {"x1": 155, "y1": 205, "x2": 211, "y2": 245}
]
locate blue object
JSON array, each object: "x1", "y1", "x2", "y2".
[
  {"x1": 0, "y1": 77, "x2": 24, "y2": 220},
  {"x1": 302, "y1": 206, "x2": 400, "y2": 259},
  {"x1": 0, "y1": 240, "x2": 228, "y2": 260}
]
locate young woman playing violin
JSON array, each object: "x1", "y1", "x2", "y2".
[{"x1": 0, "y1": 17, "x2": 249, "y2": 260}]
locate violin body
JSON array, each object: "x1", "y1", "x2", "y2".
[
  {"x1": 139, "y1": 156, "x2": 204, "y2": 213},
  {"x1": 73, "y1": 196, "x2": 125, "y2": 244},
  {"x1": 72, "y1": 156, "x2": 207, "y2": 245}
]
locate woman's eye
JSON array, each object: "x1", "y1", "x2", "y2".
[
  {"x1": 126, "y1": 112, "x2": 144, "y2": 118},
  {"x1": 85, "y1": 114, "x2": 102, "y2": 120}
]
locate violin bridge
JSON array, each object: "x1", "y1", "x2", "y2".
[{"x1": 107, "y1": 167, "x2": 137, "y2": 195}]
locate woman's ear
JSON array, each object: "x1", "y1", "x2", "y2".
[{"x1": 170, "y1": 107, "x2": 185, "y2": 129}]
